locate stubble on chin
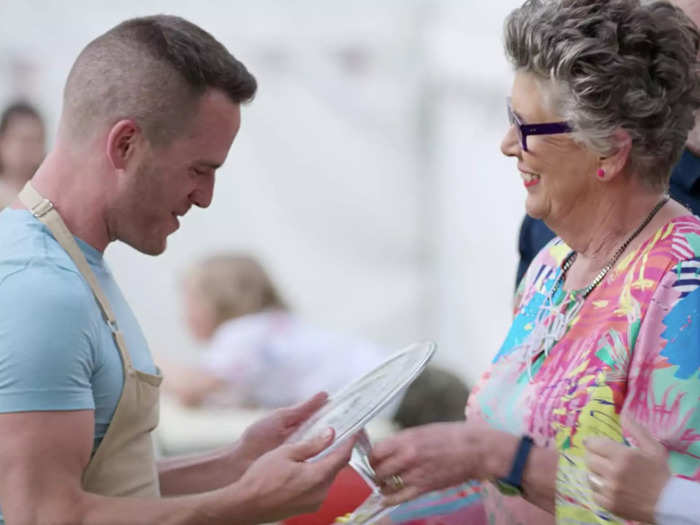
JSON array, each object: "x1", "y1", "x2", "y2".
[{"x1": 137, "y1": 236, "x2": 168, "y2": 256}]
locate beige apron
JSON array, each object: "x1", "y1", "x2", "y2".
[{"x1": 18, "y1": 182, "x2": 162, "y2": 498}]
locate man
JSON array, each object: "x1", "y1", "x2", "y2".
[
  {"x1": 515, "y1": 0, "x2": 700, "y2": 286},
  {"x1": 0, "y1": 15, "x2": 354, "y2": 525}
]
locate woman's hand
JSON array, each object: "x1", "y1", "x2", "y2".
[
  {"x1": 584, "y1": 418, "x2": 671, "y2": 523},
  {"x1": 369, "y1": 421, "x2": 493, "y2": 505}
]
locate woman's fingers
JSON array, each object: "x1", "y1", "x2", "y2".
[
  {"x1": 381, "y1": 484, "x2": 423, "y2": 506},
  {"x1": 583, "y1": 447, "x2": 612, "y2": 477},
  {"x1": 583, "y1": 436, "x2": 620, "y2": 459},
  {"x1": 622, "y1": 416, "x2": 666, "y2": 455}
]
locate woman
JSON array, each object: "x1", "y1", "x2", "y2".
[
  {"x1": 0, "y1": 101, "x2": 45, "y2": 209},
  {"x1": 160, "y1": 253, "x2": 387, "y2": 408},
  {"x1": 368, "y1": 1, "x2": 700, "y2": 524}
]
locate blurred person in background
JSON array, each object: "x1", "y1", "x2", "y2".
[
  {"x1": 0, "y1": 14, "x2": 354, "y2": 525},
  {"x1": 515, "y1": 0, "x2": 700, "y2": 287},
  {"x1": 366, "y1": 1, "x2": 700, "y2": 524},
  {"x1": 391, "y1": 366, "x2": 469, "y2": 430},
  {"x1": 0, "y1": 101, "x2": 45, "y2": 209},
  {"x1": 161, "y1": 253, "x2": 388, "y2": 408}
]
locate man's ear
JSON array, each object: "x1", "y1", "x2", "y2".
[
  {"x1": 105, "y1": 119, "x2": 143, "y2": 170},
  {"x1": 598, "y1": 129, "x2": 632, "y2": 181}
]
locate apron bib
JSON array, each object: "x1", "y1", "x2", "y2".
[{"x1": 19, "y1": 182, "x2": 162, "y2": 497}]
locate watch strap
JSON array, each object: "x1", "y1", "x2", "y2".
[{"x1": 498, "y1": 435, "x2": 534, "y2": 493}]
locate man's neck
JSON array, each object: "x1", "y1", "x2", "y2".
[{"x1": 16, "y1": 151, "x2": 112, "y2": 252}]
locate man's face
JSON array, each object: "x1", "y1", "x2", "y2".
[{"x1": 112, "y1": 89, "x2": 241, "y2": 255}]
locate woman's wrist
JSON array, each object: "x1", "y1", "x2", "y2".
[{"x1": 474, "y1": 427, "x2": 520, "y2": 481}]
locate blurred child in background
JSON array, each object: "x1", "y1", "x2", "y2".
[{"x1": 162, "y1": 253, "x2": 388, "y2": 408}]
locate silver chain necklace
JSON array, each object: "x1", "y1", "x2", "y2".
[
  {"x1": 518, "y1": 195, "x2": 669, "y2": 378},
  {"x1": 550, "y1": 195, "x2": 669, "y2": 300}
]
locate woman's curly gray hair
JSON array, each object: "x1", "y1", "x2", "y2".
[{"x1": 505, "y1": 0, "x2": 700, "y2": 188}]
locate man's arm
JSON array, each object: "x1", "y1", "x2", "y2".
[{"x1": 0, "y1": 408, "x2": 353, "y2": 525}]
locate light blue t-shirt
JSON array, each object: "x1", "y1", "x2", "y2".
[{"x1": 0, "y1": 208, "x2": 157, "y2": 473}]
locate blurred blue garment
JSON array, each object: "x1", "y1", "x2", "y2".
[{"x1": 515, "y1": 148, "x2": 700, "y2": 286}]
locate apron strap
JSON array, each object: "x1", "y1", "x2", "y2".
[{"x1": 17, "y1": 182, "x2": 134, "y2": 370}]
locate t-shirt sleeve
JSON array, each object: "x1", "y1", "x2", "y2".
[{"x1": 0, "y1": 266, "x2": 98, "y2": 412}]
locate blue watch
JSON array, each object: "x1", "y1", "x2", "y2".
[{"x1": 494, "y1": 435, "x2": 534, "y2": 496}]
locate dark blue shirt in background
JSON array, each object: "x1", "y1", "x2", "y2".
[{"x1": 516, "y1": 148, "x2": 700, "y2": 285}]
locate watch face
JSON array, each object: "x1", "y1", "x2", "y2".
[{"x1": 286, "y1": 341, "x2": 436, "y2": 460}]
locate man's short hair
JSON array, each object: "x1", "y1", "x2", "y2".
[{"x1": 62, "y1": 15, "x2": 257, "y2": 146}]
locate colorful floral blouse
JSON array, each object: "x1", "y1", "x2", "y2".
[{"x1": 387, "y1": 215, "x2": 700, "y2": 525}]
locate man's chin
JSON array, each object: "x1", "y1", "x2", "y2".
[{"x1": 124, "y1": 237, "x2": 168, "y2": 256}]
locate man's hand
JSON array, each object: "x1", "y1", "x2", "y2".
[
  {"x1": 159, "y1": 392, "x2": 330, "y2": 495},
  {"x1": 237, "y1": 392, "x2": 328, "y2": 467},
  {"x1": 234, "y1": 426, "x2": 356, "y2": 523}
]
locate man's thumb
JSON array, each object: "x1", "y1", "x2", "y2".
[{"x1": 290, "y1": 427, "x2": 336, "y2": 461}]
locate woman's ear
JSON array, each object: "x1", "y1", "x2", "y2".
[
  {"x1": 105, "y1": 119, "x2": 142, "y2": 171},
  {"x1": 597, "y1": 129, "x2": 632, "y2": 181}
]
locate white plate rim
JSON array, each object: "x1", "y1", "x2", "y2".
[{"x1": 290, "y1": 340, "x2": 437, "y2": 460}]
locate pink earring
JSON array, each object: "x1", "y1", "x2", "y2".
[{"x1": 597, "y1": 168, "x2": 606, "y2": 178}]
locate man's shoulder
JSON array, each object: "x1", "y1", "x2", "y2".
[
  {"x1": 0, "y1": 209, "x2": 85, "y2": 279},
  {"x1": 670, "y1": 148, "x2": 700, "y2": 187},
  {"x1": 669, "y1": 148, "x2": 700, "y2": 215},
  {"x1": 0, "y1": 267, "x2": 97, "y2": 332},
  {"x1": 0, "y1": 213, "x2": 95, "y2": 320}
]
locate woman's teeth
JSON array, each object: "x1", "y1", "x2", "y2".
[{"x1": 520, "y1": 171, "x2": 540, "y2": 183}]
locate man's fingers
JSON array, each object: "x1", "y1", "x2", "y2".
[
  {"x1": 317, "y1": 433, "x2": 356, "y2": 472},
  {"x1": 622, "y1": 416, "x2": 665, "y2": 455},
  {"x1": 290, "y1": 427, "x2": 335, "y2": 461},
  {"x1": 283, "y1": 392, "x2": 329, "y2": 428}
]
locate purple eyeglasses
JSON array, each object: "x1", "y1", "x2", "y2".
[{"x1": 506, "y1": 97, "x2": 572, "y2": 151}]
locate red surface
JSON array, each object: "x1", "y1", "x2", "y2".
[{"x1": 283, "y1": 466, "x2": 372, "y2": 525}]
